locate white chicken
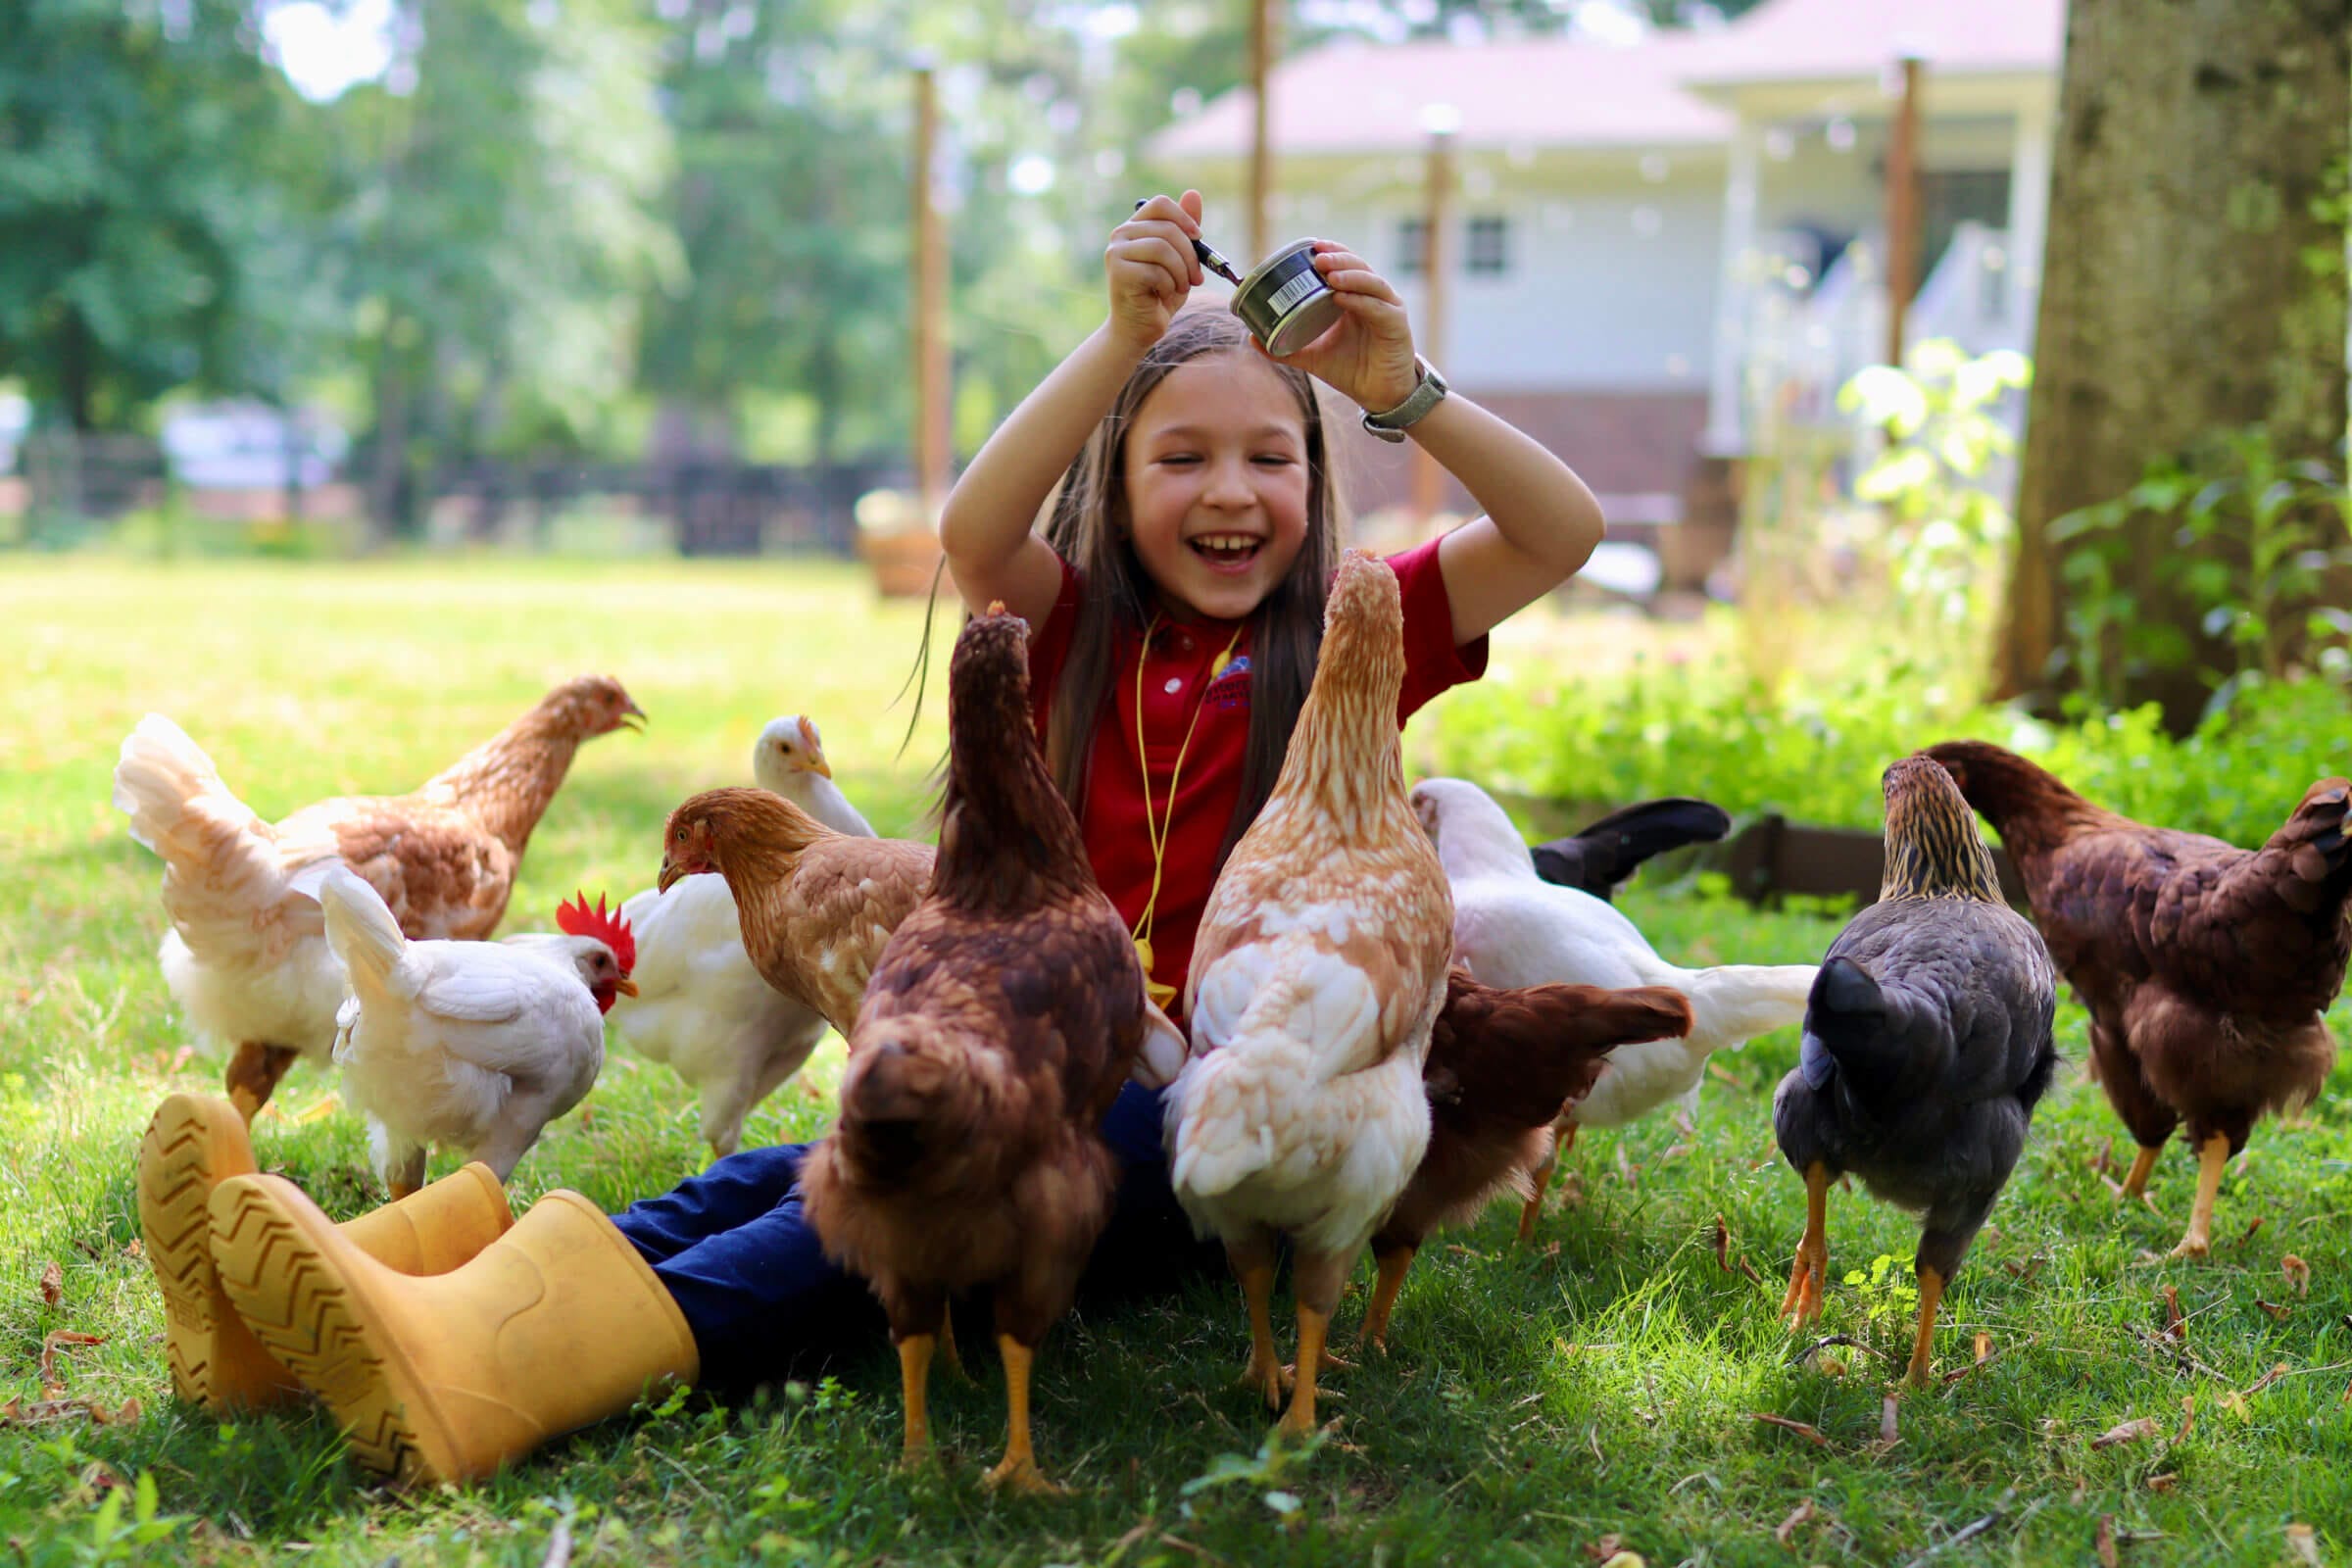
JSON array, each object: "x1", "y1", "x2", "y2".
[
  {"x1": 316, "y1": 864, "x2": 631, "y2": 1196},
  {"x1": 756, "y1": 714, "x2": 874, "y2": 837},
  {"x1": 109, "y1": 680, "x2": 641, "y2": 1120},
  {"x1": 607, "y1": 715, "x2": 876, "y2": 1158},
  {"x1": 1411, "y1": 777, "x2": 1818, "y2": 1241},
  {"x1": 1166, "y1": 552, "x2": 1454, "y2": 1439}
]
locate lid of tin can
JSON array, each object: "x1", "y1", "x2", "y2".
[{"x1": 1230, "y1": 238, "x2": 1342, "y2": 358}]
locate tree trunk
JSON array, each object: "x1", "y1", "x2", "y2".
[{"x1": 1996, "y1": 0, "x2": 2349, "y2": 731}]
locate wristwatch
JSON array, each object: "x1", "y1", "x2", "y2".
[{"x1": 1361, "y1": 356, "x2": 1449, "y2": 443}]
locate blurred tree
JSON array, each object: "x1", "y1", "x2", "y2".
[
  {"x1": 635, "y1": 0, "x2": 909, "y2": 474},
  {"x1": 1995, "y1": 0, "x2": 2348, "y2": 731},
  {"x1": 329, "y1": 0, "x2": 680, "y2": 532},
  {"x1": 0, "y1": 0, "x2": 321, "y2": 430}
]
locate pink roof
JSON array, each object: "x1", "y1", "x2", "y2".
[
  {"x1": 1153, "y1": 30, "x2": 1735, "y2": 160},
  {"x1": 1153, "y1": 0, "x2": 2062, "y2": 160},
  {"x1": 1681, "y1": 0, "x2": 2063, "y2": 87}
]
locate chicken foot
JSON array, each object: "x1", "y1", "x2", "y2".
[
  {"x1": 1905, "y1": 1264, "x2": 1946, "y2": 1387},
  {"x1": 1779, "y1": 1161, "x2": 1831, "y2": 1326},
  {"x1": 1234, "y1": 1260, "x2": 1286, "y2": 1409},
  {"x1": 1278, "y1": 1249, "x2": 1353, "y2": 1439},
  {"x1": 1358, "y1": 1245, "x2": 1415, "y2": 1352},
  {"x1": 1517, "y1": 1123, "x2": 1578, "y2": 1245},
  {"x1": 1278, "y1": 1304, "x2": 1335, "y2": 1439},
  {"x1": 895, "y1": 1332, "x2": 937, "y2": 1470},
  {"x1": 982, "y1": 1337, "x2": 1068, "y2": 1496},
  {"x1": 2166, "y1": 1133, "x2": 2231, "y2": 1259},
  {"x1": 224, "y1": 1043, "x2": 302, "y2": 1124}
]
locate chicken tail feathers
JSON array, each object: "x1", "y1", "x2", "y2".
[
  {"x1": 1798, "y1": 956, "x2": 1934, "y2": 1103},
  {"x1": 2274, "y1": 777, "x2": 2352, "y2": 904},
  {"x1": 318, "y1": 865, "x2": 408, "y2": 1000},
  {"x1": 1677, "y1": 962, "x2": 1818, "y2": 1055},
  {"x1": 1531, "y1": 797, "x2": 1732, "y2": 899},
  {"x1": 114, "y1": 714, "x2": 304, "y2": 960}
]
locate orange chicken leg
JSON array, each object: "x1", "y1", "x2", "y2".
[{"x1": 1780, "y1": 1160, "x2": 1831, "y2": 1326}]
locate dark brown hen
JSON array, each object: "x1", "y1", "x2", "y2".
[
  {"x1": 1925, "y1": 739, "x2": 2349, "y2": 1257},
  {"x1": 798, "y1": 604, "x2": 1170, "y2": 1495},
  {"x1": 1359, "y1": 971, "x2": 1692, "y2": 1349},
  {"x1": 1774, "y1": 754, "x2": 2058, "y2": 1388}
]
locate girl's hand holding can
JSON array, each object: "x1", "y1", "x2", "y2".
[
  {"x1": 1106, "y1": 191, "x2": 1206, "y2": 354},
  {"x1": 1268, "y1": 242, "x2": 1421, "y2": 415}
]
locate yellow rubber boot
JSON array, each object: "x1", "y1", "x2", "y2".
[
  {"x1": 137, "y1": 1093, "x2": 514, "y2": 1412},
  {"x1": 209, "y1": 1174, "x2": 700, "y2": 1487}
]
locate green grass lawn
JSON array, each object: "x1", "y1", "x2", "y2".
[{"x1": 2, "y1": 558, "x2": 2347, "y2": 1566}]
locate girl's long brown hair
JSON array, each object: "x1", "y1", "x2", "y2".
[{"x1": 1041, "y1": 310, "x2": 1346, "y2": 862}]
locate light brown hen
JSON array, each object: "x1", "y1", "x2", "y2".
[
  {"x1": 114, "y1": 677, "x2": 644, "y2": 1119},
  {"x1": 657, "y1": 789, "x2": 933, "y2": 1036}
]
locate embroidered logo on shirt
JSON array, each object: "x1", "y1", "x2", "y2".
[{"x1": 1205, "y1": 655, "x2": 1251, "y2": 710}]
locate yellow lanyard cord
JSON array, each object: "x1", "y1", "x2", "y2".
[{"x1": 1131, "y1": 612, "x2": 1247, "y2": 1008}]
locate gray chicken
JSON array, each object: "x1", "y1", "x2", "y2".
[{"x1": 1773, "y1": 754, "x2": 2058, "y2": 1387}]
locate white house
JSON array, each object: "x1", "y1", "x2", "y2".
[{"x1": 1151, "y1": 0, "x2": 2061, "y2": 557}]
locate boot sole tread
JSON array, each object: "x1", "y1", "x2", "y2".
[
  {"x1": 212, "y1": 1184, "x2": 435, "y2": 1485},
  {"x1": 137, "y1": 1104, "x2": 228, "y2": 1404}
]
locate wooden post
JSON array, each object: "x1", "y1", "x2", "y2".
[
  {"x1": 1883, "y1": 53, "x2": 1924, "y2": 368},
  {"x1": 1247, "y1": 0, "x2": 1276, "y2": 261},
  {"x1": 911, "y1": 64, "x2": 950, "y2": 523},
  {"x1": 1411, "y1": 122, "x2": 1454, "y2": 528}
]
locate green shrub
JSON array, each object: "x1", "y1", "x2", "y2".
[{"x1": 1431, "y1": 659, "x2": 2347, "y2": 847}]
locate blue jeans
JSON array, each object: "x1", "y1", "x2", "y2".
[{"x1": 609, "y1": 1082, "x2": 1219, "y2": 1386}]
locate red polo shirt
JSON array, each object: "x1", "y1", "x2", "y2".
[{"x1": 1026, "y1": 536, "x2": 1487, "y2": 1022}]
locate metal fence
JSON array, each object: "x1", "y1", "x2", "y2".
[{"x1": 1, "y1": 430, "x2": 892, "y2": 558}]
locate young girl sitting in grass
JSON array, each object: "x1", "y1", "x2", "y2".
[{"x1": 140, "y1": 190, "x2": 1606, "y2": 1486}]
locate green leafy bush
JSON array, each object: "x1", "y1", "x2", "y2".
[{"x1": 1431, "y1": 659, "x2": 2347, "y2": 847}]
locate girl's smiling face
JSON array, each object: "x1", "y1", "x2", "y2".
[{"x1": 1121, "y1": 350, "x2": 1313, "y2": 623}]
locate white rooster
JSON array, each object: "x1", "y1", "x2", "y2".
[
  {"x1": 607, "y1": 715, "x2": 876, "y2": 1158},
  {"x1": 317, "y1": 865, "x2": 631, "y2": 1196},
  {"x1": 1166, "y1": 553, "x2": 1454, "y2": 1439},
  {"x1": 1411, "y1": 777, "x2": 1818, "y2": 1241}
]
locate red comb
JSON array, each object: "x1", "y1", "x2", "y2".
[{"x1": 556, "y1": 892, "x2": 635, "y2": 974}]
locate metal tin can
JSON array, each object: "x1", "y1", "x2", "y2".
[{"x1": 1230, "y1": 239, "x2": 1344, "y2": 358}]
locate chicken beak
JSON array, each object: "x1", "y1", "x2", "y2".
[
  {"x1": 620, "y1": 700, "x2": 648, "y2": 734},
  {"x1": 809, "y1": 756, "x2": 833, "y2": 780},
  {"x1": 613, "y1": 976, "x2": 639, "y2": 998},
  {"x1": 657, "y1": 856, "x2": 685, "y2": 893}
]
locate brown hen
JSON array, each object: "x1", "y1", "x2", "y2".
[
  {"x1": 799, "y1": 603, "x2": 1168, "y2": 1495},
  {"x1": 656, "y1": 789, "x2": 933, "y2": 1036},
  {"x1": 1926, "y1": 740, "x2": 2349, "y2": 1258},
  {"x1": 114, "y1": 677, "x2": 644, "y2": 1120},
  {"x1": 1359, "y1": 971, "x2": 1692, "y2": 1349}
]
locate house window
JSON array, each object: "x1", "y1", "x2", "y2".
[
  {"x1": 1396, "y1": 216, "x2": 1428, "y2": 276},
  {"x1": 1465, "y1": 215, "x2": 1509, "y2": 275},
  {"x1": 1396, "y1": 215, "x2": 1510, "y2": 276}
]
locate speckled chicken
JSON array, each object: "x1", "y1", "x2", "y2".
[
  {"x1": 1773, "y1": 754, "x2": 2058, "y2": 1387},
  {"x1": 800, "y1": 604, "x2": 1176, "y2": 1494},
  {"x1": 656, "y1": 789, "x2": 934, "y2": 1039},
  {"x1": 1166, "y1": 550, "x2": 1455, "y2": 1439},
  {"x1": 1358, "y1": 971, "x2": 1692, "y2": 1350},
  {"x1": 1926, "y1": 740, "x2": 2349, "y2": 1259},
  {"x1": 112, "y1": 678, "x2": 642, "y2": 1121}
]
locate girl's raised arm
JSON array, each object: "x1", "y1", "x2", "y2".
[
  {"x1": 1274, "y1": 243, "x2": 1606, "y2": 643},
  {"x1": 939, "y1": 192, "x2": 1209, "y2": 624}
]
